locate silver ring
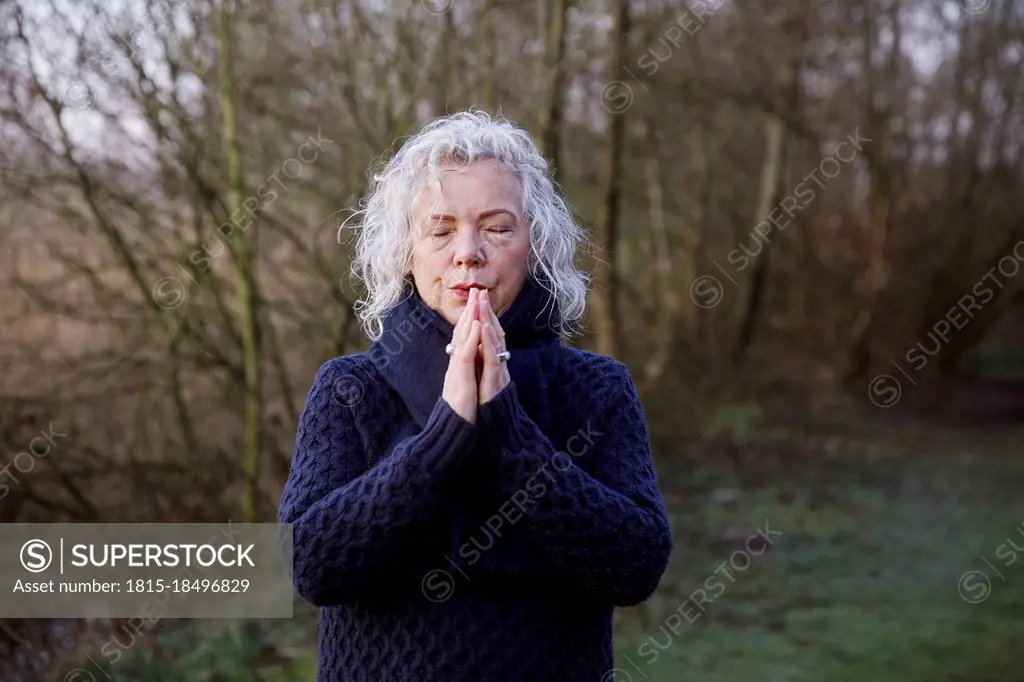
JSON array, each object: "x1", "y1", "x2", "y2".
[{"x1": 446, "y1": 343, "x2": 509, "y2": 362}]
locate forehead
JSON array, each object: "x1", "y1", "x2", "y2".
[{"x1": 414, "y1": 159, "x2": 522, "y2": 212}]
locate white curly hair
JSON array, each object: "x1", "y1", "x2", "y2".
[{"x1": 345, "y1": 109, "x2": 591, "y2": 341}]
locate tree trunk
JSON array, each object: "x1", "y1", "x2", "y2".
[
  {"x1": 843, "y1": 0, "x2": 898, "y2": 382},
  {"x1": 690, "y1": 123, "x2": 713, "y2": 351},
  {"x1": 482, "y1": 5, "x2": 498, "y2": 111},
  {"x1": 216, "y1": 0, "x2": 264, "y2": 523},
  {"x1": 641, "y1": 118, "x2": 673, "y2": 385},
  {"x1": 733, "y1": 114, "x2": 785, "y2": 363},
  {"x1": 845, "y1": 179, "x2": 891, "y2": 380},
  {"x1": 591, "y1": 0, "x2": 629, "y2": 358},
  {"x1": 434, "y1": 8, "x2": 455, "y2": 116},
  {"x1": 541, "y1": 0, "x2": 571, "y2": 181}
]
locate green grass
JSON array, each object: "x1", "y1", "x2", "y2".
[
  {"x1": 80, "y1": 420, "x2": 1024, "y2": 682},
  {"x1": 90, "y1": 620, "x2": 319, "y2": 682},
  {"x1": 614, "y1": 435, "x2": 1024, "y2": 682}
]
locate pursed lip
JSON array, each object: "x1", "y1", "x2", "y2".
[
  {"x1": 450, "y1": 283, "x2": 489, "y2": 292},
  {"x1": 449, "y1": 283, "x2": 489, "y2": 300}
]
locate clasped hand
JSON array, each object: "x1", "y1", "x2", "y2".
[{"x1": 440, "y1": 288, "x2": 511, "y2": 424}]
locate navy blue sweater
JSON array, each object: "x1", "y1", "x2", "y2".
[{"x1": 278, "y1": 278, "x2": 673, "y2": 681}]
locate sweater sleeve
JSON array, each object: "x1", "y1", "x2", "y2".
[
  {"x1": 476, "y1": 361, "x2": 673, "y2": 606},
  {"x1": 277, "y1": 359, "x2": 477, "y2": 607}
]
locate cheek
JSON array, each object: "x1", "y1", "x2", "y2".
[
  {"x1": 410, "y1": 249, "x2": 446, "y2": 303},
  {"x1": 488, "y1": 234, "x2": 528, "y2": 262},
  {"x1": 498, "y1": 239, "x2": 530, "y2": 278},
  {"x1": 413, "y1": 246, "x2": 447, "y2": 273}
]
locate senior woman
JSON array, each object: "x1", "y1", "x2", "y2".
[{"x1": 278, "y1": 110, "x2": 673, "y2": 682}]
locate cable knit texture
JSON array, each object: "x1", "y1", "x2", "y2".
[{"x1": 278, "y1": 278, "x2": 674, "y2": 682}]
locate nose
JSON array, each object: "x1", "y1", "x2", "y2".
[{"x1": 452, "y1": 227, "x2": 485, "y2": 268}]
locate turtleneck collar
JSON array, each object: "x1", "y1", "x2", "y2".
[{"x1": 368, "y1": 277, "x2": 561, "y2": 432}]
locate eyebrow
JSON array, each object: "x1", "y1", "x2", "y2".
[{"x1": 427, "y1": 209, "x2": 518, "y2": 223}]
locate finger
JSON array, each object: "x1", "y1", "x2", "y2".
[
  {"x1": 485, "y1": 320, "x2": 503, "y2": 356},
  {"x1": 462, "y1": 288, "x2": 476, "y2": 338},
  {"x1": 490, "y1": 303, "x2": 503, "y2": 344},
  {"x1": 459, "y1": 288, "x2": 473, "y2": 322},
  {"x1": 471, "y1": 287, "x2": 481, "y2": 324},
  {"x1": 458, "y1": 320, "x2": 481, "y2": 364},
  {"x1": 482, "y1": 290, "x2": 504, "y2": 341},
  {"x1": 481, "y1": 322, "x2": 499, "y2": 371},
  {"x1": 474, "y1": 289, "x2": 487, "y2": 349},
  {"x1": 452, "y1": 288, "x2": 475, "y2": 348},
  {"x1": 477, "y1": 329, "x2": 492, "y2": 397},
  {"x1": 470, "y1": 289, "x2": 485, "y2": 358}
]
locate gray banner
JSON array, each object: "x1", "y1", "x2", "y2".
[{"x1": 0, "y1": 523, "x2": 294, "y2": 618}]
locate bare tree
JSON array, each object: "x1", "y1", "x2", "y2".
[
  {"x1": 215, "y1": 0, "x2": 264, "y2": 522},
  {"x1": 590, "y1": 0, "x2": 630, "y2": 358}
]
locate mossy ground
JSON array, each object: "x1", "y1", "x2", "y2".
[
  {"x1": 80, "y1": 414, "x2": 1024, "y2": 682},
  {"x1": 612, "y1": 417, "x2": 1024, "y2": 682}
]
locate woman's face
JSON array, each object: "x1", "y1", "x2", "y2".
[{"x1": 409, "y1": 158, "x2": 531, "y2": 326}]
